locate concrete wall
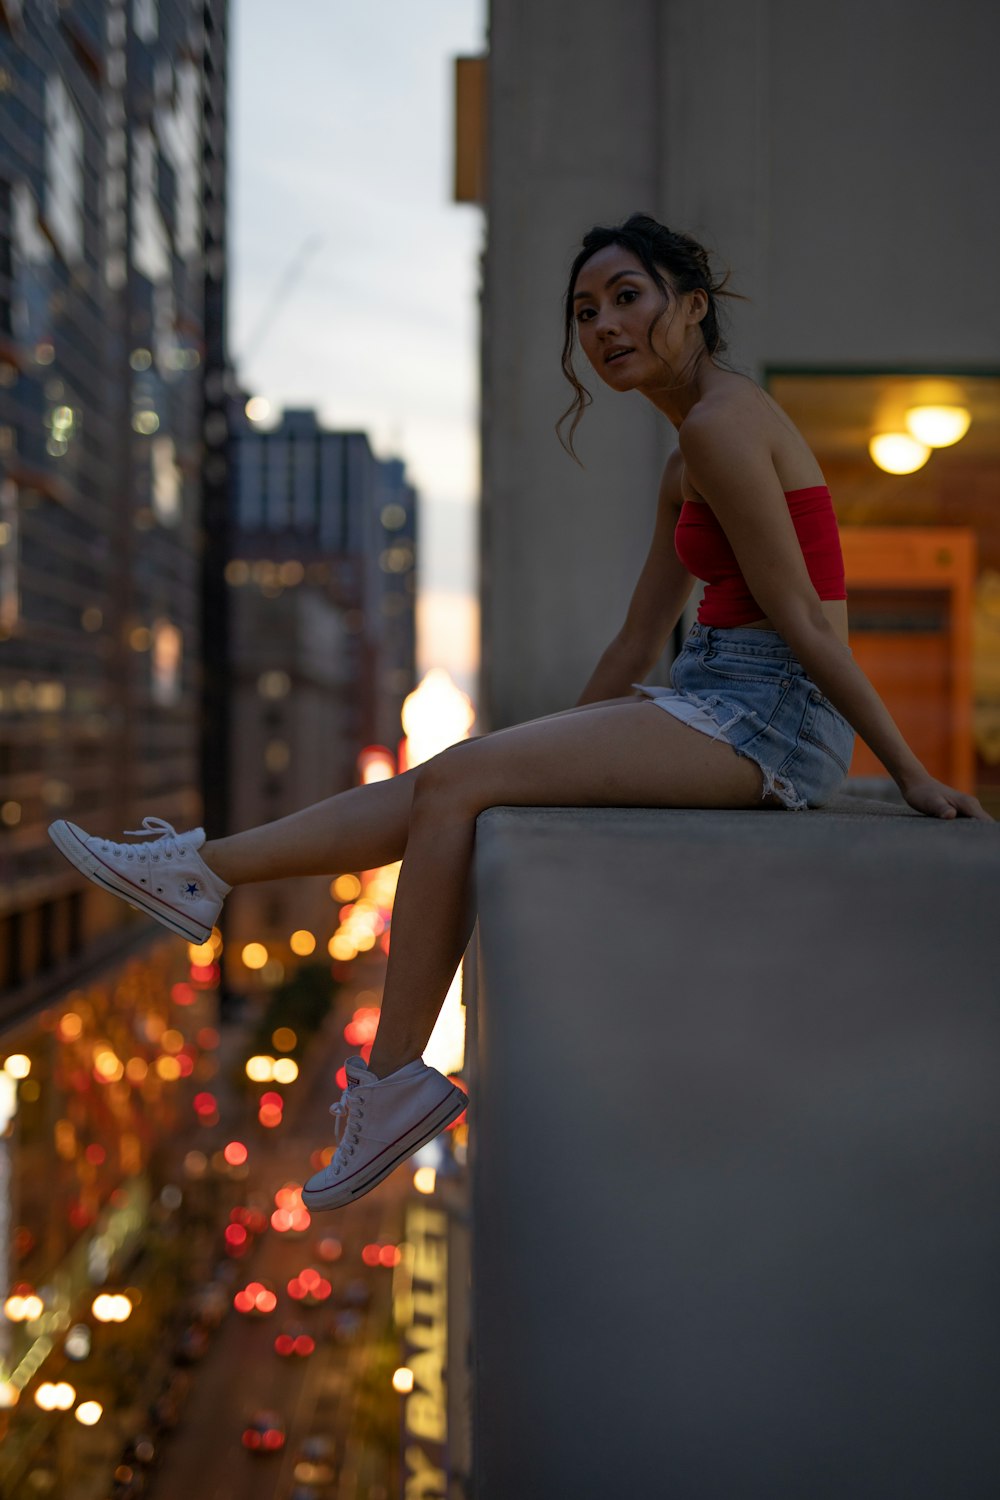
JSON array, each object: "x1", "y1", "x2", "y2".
[
  {"x1": 481, "y1": 0, "x2": 1000, "y2": 728},
  {"x1": 469, "y1": 799, "x2": 1000, "y2": 1496},
  {"x1": 481, "y1": 0, "x2": 666, "y2": 729}
]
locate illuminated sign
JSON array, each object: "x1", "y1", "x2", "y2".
[{"x1": 398, "y1": 1203, "x2": 449, "y2": 1497}]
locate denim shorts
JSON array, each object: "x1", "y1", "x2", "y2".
[{"x1": 631, "y1": 621, "x2": 856, "y2": 811}]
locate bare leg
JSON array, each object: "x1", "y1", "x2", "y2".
[
  {"x1": 368, "y1": 798, "x2": 476, "y2": 1078},
  {"x1": 200, "y1": 693, "x2": 643, "y2": 888},
  {"x1": 202, "y1": 770, "x2": 417, "y2": 887},
  {"x1": 366, "y1": 696, "x2": 766, "y2": 1078}
]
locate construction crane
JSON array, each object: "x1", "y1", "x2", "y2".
[{"x1": 239, "y1": 231, "x2": 326, "y2": 367}]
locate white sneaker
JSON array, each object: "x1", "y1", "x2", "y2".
[
  {"x1": 302, "y1": 1055, "x2": 468, "y2": 1211},
  {"x1": 48, "y1": 815, "x2": 231, "y2": 944}
]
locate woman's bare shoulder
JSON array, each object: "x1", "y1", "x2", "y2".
[{"x1": 687, "y1": 374, "x2": 773, "y2": 432}]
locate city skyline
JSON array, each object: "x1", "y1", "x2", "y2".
[{"x1": 231, "y1": 0, "x2": 484, "y2": 702}]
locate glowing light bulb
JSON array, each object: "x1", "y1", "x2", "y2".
[
  {"x1": 904, "y1": 404, "x2": 971, "y2": 448},
  {"x1": 413, "y1": 1166, "x2": 437, "y2": 1195},
  {"x1": 868, "y1": 433, "x2": 930, "y2": 475},
  {"x1": 241, "y1": 943, "x2": 268, "y2": 970}
]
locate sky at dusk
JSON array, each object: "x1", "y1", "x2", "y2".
[{"x1": 230, "y1": 1, "x2": 486, "y2": 700}]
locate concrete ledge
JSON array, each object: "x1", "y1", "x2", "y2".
[{"x1": 470, "y1": 801, "x2": 1000, "y2": 1498}]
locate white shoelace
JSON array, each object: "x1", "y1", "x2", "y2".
[
  {"x1": 122, "y1": 815, "x2": 183, "y2": 841},
  {"x1": 329, "y1": 1087, "x2": 365, "y2": 1160},
  {"x1": 104, "y1": 817, "x2": 191, "y2": 872}
]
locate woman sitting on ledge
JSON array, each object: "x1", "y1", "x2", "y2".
[{"x1": 49, "y1": 213, "x2": 993, "y2": 1212}]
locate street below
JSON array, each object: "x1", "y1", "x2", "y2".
[{"x1": 147, "y1": 969, "x2": 408, "y2": 1500}]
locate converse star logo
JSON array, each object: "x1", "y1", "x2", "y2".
[{"x1": 184, "y1": 881, "x2": 200, "y2": 896}]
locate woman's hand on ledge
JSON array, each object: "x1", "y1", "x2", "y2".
[{"x1": 898, "y1": 772, "x2": 995, "y2": 822}]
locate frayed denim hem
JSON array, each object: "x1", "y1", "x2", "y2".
[
  {"x1": 632, "y1": 682, "x2": 811, "y2": 810},
  {"x1": 729, "y1": 742, "x2": 810, "y2": 811}
]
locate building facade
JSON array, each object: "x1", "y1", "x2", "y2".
[
  {"x1": 0, "y1": 0, "x2": 231, "y2": 1016},
  {"x1": 227, "y1": 404, "x2": 418, "y2": 978},
  {"x1": 0, "y1": 0, "x2": 232, "y2": 1468}
]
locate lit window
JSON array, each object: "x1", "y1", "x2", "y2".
[
  {"x1": 768, "y1": 370, "x2": 1000, "y2": 793},
  {"x1": 132, "y1": 128, "x2": 170, "y2": 282},
  {"x1": 264, "y1": 740, "x2": 290, "y2": 773},
  {"x1": 257, "y1": 670, "x2": 290, "y2": 700},
  {"x1": 133, "y1": 0, "x2": 158, "y2": 43},
  {"x1": 151, "y1": 437, "x2": 181, "y2": 523},
  {"x1": 34, "y1": 682, "x2": 65, "y2": 711},
  {"x1": 44, "y1": 75, "x2": 84, "y2": 265},
  {"x1": 379, "y1": 544, "x2": 413, "y2": 574},
  {"x1": 160, "y1": 61, "x2": 200, "y2": 260},
  {"x1": 0, "y1": 479, "x2": 18, "y2": 635},
  {"x1": 381, "y1": 503, "x2": 407, "y2": 531},
  {"x1": 152, "y1": 618, "x2": 182, "y2": 706}
]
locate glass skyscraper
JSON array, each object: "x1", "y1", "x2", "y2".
[
  {"x1": 0, "y1": 5, "x2": 232, "y2": 1481},
  {"x1": 0, "y1": 0, "x2": 230, "y2": 1018}
]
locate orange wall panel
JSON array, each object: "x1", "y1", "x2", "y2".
[{"x1": 840, "y1": 527, "x2": 976, "y2": 791}]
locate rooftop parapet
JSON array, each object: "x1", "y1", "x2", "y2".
[{"x1": 469, "y1": 791, "x2": 1000, "y2": 1498}]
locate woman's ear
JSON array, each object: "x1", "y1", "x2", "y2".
[{"x1": 686, "y1": 287, "x2": 709, "y2": 326}]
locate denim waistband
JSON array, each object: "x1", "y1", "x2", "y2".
[{"x1": 682, "y1": 621, "x2": 794, "y2": 659}]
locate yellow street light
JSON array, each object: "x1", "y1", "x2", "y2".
[
  {"x1": 4, "y1": 1291, "x2": 44, "y2": 1321},
  {"x1": 246, "y1": 1055, "x2": 275, "y2": 1083},
  {"x1": 413, "y1": 1166, "x2": 437, "y2": 1195},
  {"x1": 91, "y1": 1293, "x2": 132, "y2": 1323},
  {"x1": 328, "y1": 934, "x2": 358, "y2": 962},
  {"x1": 245, "y1": 396, "x2": 272, "y2": 423},
  {"x1": 241, "y1": 942, "x2": 268, "y2": 970},
  {"x1": 93, "y1": 1049, "x2": 124, "y2": 1083},
  {"x1": 35, "y1": 1382, "x2": 76, "y2": 1411}
]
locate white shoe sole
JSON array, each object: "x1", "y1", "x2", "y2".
[
  {"x1": 48, "y1": 820, "x2": 214, "y2": 944},
  {"x1": 302, "y1": 1087, "x2": 468, "y2": 1211}
]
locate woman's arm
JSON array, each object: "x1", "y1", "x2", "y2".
[
  {"x1": 678, "y1": 414, "x2": 993, "y2": 821},
  {"x1": 576, "y1": 452, "x2": 695, "y2": 705}
]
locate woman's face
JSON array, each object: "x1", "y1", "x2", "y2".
[{"x1": 571, "y1": 244, "x2": 696, "y2": 391}]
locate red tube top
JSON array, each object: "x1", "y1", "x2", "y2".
[{"x1": 674, "y1": 485, "x2": 848, "y2": 628}]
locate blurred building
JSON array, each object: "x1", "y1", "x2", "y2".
[
  {"x1": 0, "y1": 0, "x2": 232, "y2": 1474},
  {"x1": 0, "y1": 0, "x2": 231, "y2": 1011},
  {"x1": 226, "y1": 403, "x2": 418, "y2": 977},
  {"x1": 472, "y1": 1, "x2": 1000, "y2": 815}
]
